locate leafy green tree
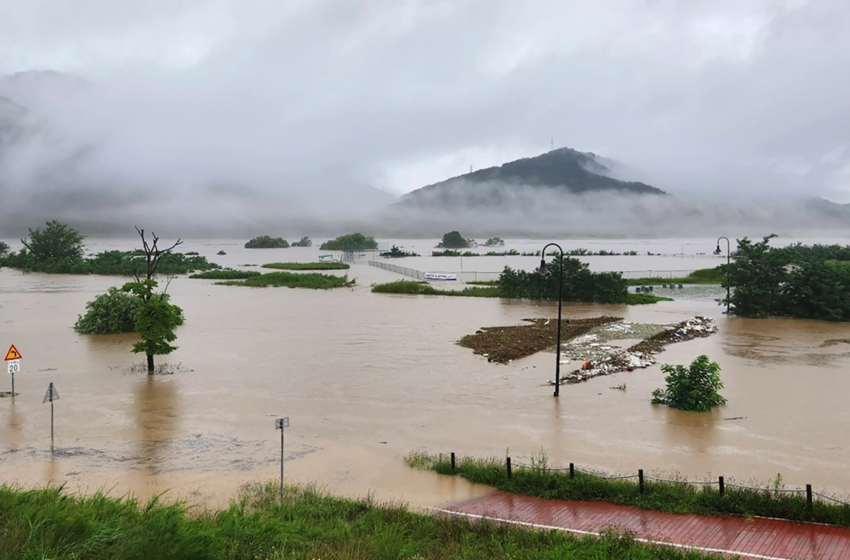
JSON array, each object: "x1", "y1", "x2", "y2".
[
  {"x1": 17, "y1": 220, "x2": 85, "y2": 270},
  {"x1": 291, "y1": 237, "x2": 312, "y2": 247},
  {"x1": 0, "y1": 240, "x2": 8, "y2": 258},
  {"x1": 483, "y1": 237, "x2": 505, "y2": 247},
  {"x1": 319, "y1": 233, "x2": 378, "y2": 251},
  {"x1": 122, "y1": 279, "x2": 184, "y2": 373},
  {"x1": 497, "y1": 255, "x2": 628, "y2": 303},
  {"x1": 437, "y1": 231, "x2": 475, "y2": 249},
  {"x1": 785, "y1": 259, "x2": 850, "y2": 321},
  {"x1": 725, "y1": 235, "x2": 790, "y2": 317},
  {"x1": 651, "y1": 355, "x2": 726, "y2": 412},
  {"x1": 245, "y1": 235, "x2": 289, "y2": 248},
  {"x1": 74, "y1": 288, "x2": 142, "y2": 334}
]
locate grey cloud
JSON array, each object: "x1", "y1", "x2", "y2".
[{"x1": 0, "y1": 0, "x2": 849, "y2": 238}]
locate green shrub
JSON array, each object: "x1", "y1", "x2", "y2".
[
  {"x1": 319, "y1": 233, "x2": 378, "y2": 251},
  {"x1": 651, "y1": 355, "x2": 726, "y2": 412},
  {"x1": 290, "y1": 236, "x2": 312, "y2": 247},
  {"x1": 482, "y1": 237, "x2": 505, "y2": 247},
  {"x1": 244, "y1": 235, "x2": 289, "y2": 248},
  {"x1": 0, "y1": 240, "x2": 9, "y2": 258},
  {"x1": 261, "y1": 262, "x2": 350, "y2": 270},
  {"x1": 74, "y1": 287, "x2": 142, "y2": 334},
  {"x1": 379, "y1": 245, "x2": 419, "y2": 257}
]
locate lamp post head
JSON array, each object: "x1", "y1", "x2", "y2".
[
  {"x1": 714, "y1": 244, "x2": 722, "y2": 255},
  {"x1": 536, "y1": 258, "x2": 551, "y2": 277}
]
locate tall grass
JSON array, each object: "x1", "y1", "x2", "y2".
[
  {"x1": 626, "y1": 268, "x2": 725, "y2": 286},
  {"x1": 407, "y1": 452, "x2": 850, "y2": 527},
  {"x1": 217, "y1": 271, "x2": 355, "y2": 289},
  {"x1": 0, "y1": 483, "x2": 721, "y2": 559},
  {"x1": 371, "y1": 281, "x2": 500, "y2": 298},
  {"x1": 189, "y1": 269, "x2": 261, "y2": 279},
  {"x1": 262, "y1": 262, "x2": 351, "y2": 270}
]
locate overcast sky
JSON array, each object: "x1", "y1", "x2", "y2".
[{"x1": 0, "y1": 0, "x2": 848, "y2": 204}]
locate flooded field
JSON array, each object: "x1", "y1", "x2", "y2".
[{"x1": 2, "y1": 237, "x2": 850, "y2": 510}]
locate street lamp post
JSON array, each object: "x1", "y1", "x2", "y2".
[
  {"x1": 536, "y1": 243, "x2": 565, "y2": 397},
  {"x1": 714, "y1": 237, "x2": 731, "y2": 315}
]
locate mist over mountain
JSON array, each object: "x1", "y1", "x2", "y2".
[{"x1": 399, "y1": 148, "x2": 665, "y2": 210}]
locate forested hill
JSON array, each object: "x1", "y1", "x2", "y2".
[{"x1": 399, "y1": 148, "x2": 666, "y2": 208}]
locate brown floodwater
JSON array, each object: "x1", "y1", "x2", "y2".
[{"x1": 2, "y1": 238, "x2": 850, "y2": 510}]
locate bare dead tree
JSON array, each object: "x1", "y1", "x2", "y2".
[{"x1": 132, "y1": 226, "x2": 183, "y2": 293}]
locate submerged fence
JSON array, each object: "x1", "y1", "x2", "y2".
[
  {"x1": 447, "y1": 452, "x2": 850, "y2": 509},
  {"x1": 368, "y1": 260, "x2": 425, "y2": 280}
]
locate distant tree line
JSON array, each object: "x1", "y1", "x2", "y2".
[{"x1": 726, "y1": 235, "x2": 850, "y2": 321}]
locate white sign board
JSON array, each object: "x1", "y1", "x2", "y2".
[
  {"x1": 424, "y1": 273, "x2": 458, "y2": 281},
  {"x1": 7, "y1": 360, "x2": 20, "y2": 374},
  {"x1": 275, "y1": 417, "x2": 289, "y2": 429}
]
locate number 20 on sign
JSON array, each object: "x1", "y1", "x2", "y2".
[{"x1": 7, "y1": 361, "x2": 19, "y2": 374}]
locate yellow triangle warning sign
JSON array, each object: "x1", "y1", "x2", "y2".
[{"x1": 4, "y1": 345, "x2": 21, "y2": 361}]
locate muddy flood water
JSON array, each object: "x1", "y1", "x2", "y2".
[{"x1": 2, "y1": 237, "x2": 850, "y2": 510}]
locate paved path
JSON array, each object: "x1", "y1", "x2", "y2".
[{"x1": 439, "y1": 491, "x2": 850, "y2": 559}]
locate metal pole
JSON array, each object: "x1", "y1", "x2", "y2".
[
  {"x1": 716, "y1": 236, "x2": 731, "y2": 315},
  {"x1": 280, "y1": 427, "x2": 285, "y2": 498},
  {"x1": 540, "y1": 242, "x2": 564, "y2": 397},
  {"x1": 11, "y1": 372, "x2": 14, "y2": 398},
  {"x1": 51, "y1": 400, "x2": 54, "y2": 441},
  {"x1": 555, "y1": 253, "x2": 563, "y2": 397}
]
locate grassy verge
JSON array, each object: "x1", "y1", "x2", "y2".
[
  {"x1": 466, "y1": 280, "x2": 498, "y2": 286},
  {"x1": 0, "y1": 483, "x2": 721, "y2": 560},
  {"x1": 218, "y1": 271, "x2": 355, "y2": 289},
  {"x1": 189, "y1": 269, "x2": 261, "y2": 279},
  {"x1": 626, "y1": 293, "x2": 674, "y2": 304},
  {"x1": 372, "y1": 280, "x2": 500, "y2": 297},
  {"x1": 262, "y1": 262, "x2": 351, "y2": 270},
  {"x1": 626, "y1": 268, "x2": 724, "y2": 286},
  {"x1": 407, "y1": 452, "x2": 850, "y2": 528}
]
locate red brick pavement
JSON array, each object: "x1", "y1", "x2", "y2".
[{"x1": 439, "y1": 491, "x2": 850, "y2": 559}]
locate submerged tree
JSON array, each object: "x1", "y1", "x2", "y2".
[
  {"x1": 124, "y1": 227, "x2": 185, "y2": 373},
  {"x1": 651, "y1": 355, "x2": 726, "y2": 412}
]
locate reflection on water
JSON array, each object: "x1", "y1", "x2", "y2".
[
  {"x1": 2, "y1": 237, "x2": 850, "y2": 507},
  {"x1": 133, "y1": 376, "x2": 179, "y2": 475}
]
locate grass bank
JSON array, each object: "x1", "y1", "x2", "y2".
[
  {"x1": 407, "y1": 452, "x2": 850, "y2": 528},
  {"x1": 262, "y1": 262, "x2": 350, "y2": 270},
  {"x1": 218, "y1": 271, "x2": 355, "y2": 289},
  {"x1": 372, "y1": 280, "x2": 500, "y2": 297},
  {"x1": 373, "y1": 281, "x2": 671, "y2": 304},
  {"x1": 189, "y1": 269, "x2": 261, "y2": 280},
  {"x1": 626, "y1": 267, "x2": 724, "y2": 286},
  {"x1": 0, "y1": 483, "x2": 720, "y2": 560}
]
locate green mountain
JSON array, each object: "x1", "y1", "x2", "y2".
[{"x1": 398, "y1": 148, "x2": 666, "y2": 208}]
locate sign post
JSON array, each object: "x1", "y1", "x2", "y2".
[
  {"x1": 42, "y1": 382, "x2": 60, "y2": 440},
  {"x1": 4, "y1": 345, "x2": 22, "y2": 397},
  {"x1": 275, "y1": 417, "x2": 289, "y2": 496}
]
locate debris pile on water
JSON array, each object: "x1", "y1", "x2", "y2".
[
  {"x1": 458, "y1": 316, "x2": 622, "y2": 364},
  {"x1": 553, "y1": 316, "x2": 718, "y2": 386}
]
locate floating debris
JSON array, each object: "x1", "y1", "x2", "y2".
[{"x1": 551, "y1": 316, "x2": 718, "y2": 386}]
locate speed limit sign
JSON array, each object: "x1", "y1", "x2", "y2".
[{"x1": 7, "y1": 360, "x2": 19, "y2": 374}]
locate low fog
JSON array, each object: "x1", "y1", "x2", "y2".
[{"x1": 1, "y1": 0, "x2": 849, "y2": 238}]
